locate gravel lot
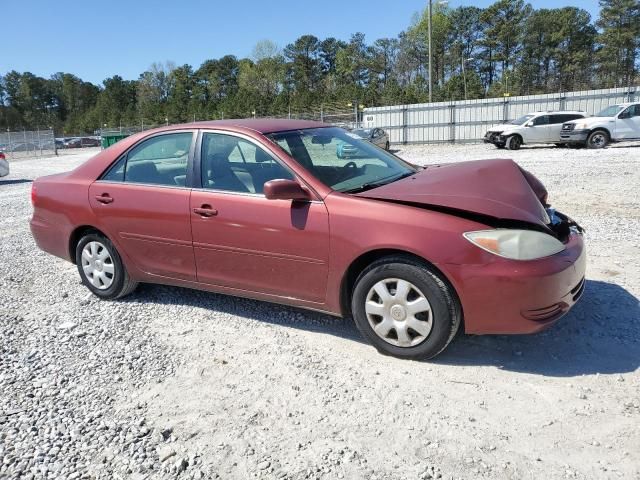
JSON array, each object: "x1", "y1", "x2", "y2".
[{"x1": 1, "y1": 143, "x2": 638, "y2": 480}]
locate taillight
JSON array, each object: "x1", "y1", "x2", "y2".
[
  {"x1": 0, "y1": 152, "x2": 5, "y2": 160},
  {"x1": 31, "y1": 183, "x2": 37, "y2": 206}
]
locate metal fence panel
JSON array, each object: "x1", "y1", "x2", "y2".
[{"x1": 364, "y1": 86, "x2": 639, "y2": 145}]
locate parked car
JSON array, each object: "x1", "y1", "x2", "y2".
[
  {"x1": 0, "y1": 152, "x2": 9, "y2": 177},
  {"x1": 484, "y1": 111, "x2": 587, "y2": 150},
  {"x1": 352, "y1": 128, "x2": 390, "y2": 150},
  {"x1": 560, "y1": 102, "x2": 640, "y2": 149},
  {"x1": 80, "y1": 137, "x2": 101, "y2": 147},
  {"x1": 30, "y1": 119, "x2": 586, "y2": 360}
]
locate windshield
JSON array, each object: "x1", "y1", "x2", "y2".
[
  {"x1": 595, "y1": 105, "x2": 624, "y2": 117},
  {"x1": 352, "y1": 129, "x2": 371, "y2": 138},
  {"x1": 267, "y1": 127, "x2": 417, "y2": 193},
  {"x1": 508, "y1": 115, "x2": 535, "y2": 125}
]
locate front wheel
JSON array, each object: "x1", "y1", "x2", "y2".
[
  {"x1": 75, "y1": 233, "x2": 138, "y2": 299},
  {"x1": 587, "y1": 130, "x2": 609, "y2": 149},
  {"x1": 351, "y1": 257, "x2": 461, "y2": 360},
  {"x1": 506, "y1": 135, "x2": 522, "y2": 150}
]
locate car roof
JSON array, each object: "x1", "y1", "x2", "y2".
[
  {"x1": 528, "y1": 111, "x2": 586, "y2": 115},
  {"x1": 182, "y1": 118, "x2": 328, "y2": 134}
]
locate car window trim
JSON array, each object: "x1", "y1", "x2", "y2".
[
  {"x1": 97, "y1": 129, "x2": 197, "y2": 187},
  {"x1": 194, "y1": 129, "x2": 318, "y2": 198}
]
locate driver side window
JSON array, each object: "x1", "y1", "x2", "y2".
[{"x1": 533, "y1": 116, "x2": 549, "y2": 126}]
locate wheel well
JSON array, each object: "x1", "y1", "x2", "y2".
[
  {"x1": 508, "y1": 133, "x2": 523, "y2": 142},
  {"x1": 68, "y1": 225, "x2": 106, "y2": 264},
  {"x1": 589, "y1": 127, "x2": 610, "y2": 137},
  {"x1": 339, "y1": 249, "x2": 462, "y2": 319}
]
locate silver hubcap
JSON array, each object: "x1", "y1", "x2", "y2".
[
  {"x1": 591, "y1": 134, "x2": 605, "y2": 147},
  {"x1": 365, "y1": 278, "x2": 433, "y2": 348},
  {"x1": 81, "y1": 241, "x2": 115, "y2": 290}
]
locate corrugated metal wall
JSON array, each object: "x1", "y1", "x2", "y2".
[{"x1": 363, "y1": 86, "x2": 638, "y2": 144}]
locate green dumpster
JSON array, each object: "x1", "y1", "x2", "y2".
[{"x1": 101, "y1": 133, "x2": 129, "y2": 149}]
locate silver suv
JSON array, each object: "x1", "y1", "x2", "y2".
[{"x1": 484, "y1": 111, "x2": 587, "y2": 150}]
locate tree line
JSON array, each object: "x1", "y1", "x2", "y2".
[{"x1": 0, "y1": 0, "x2": 638, "y2": 133}]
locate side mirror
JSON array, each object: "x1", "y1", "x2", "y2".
[
  {"x1": 525, "y1": 121, "x2": 534, "y2": 127},
  {"x1": 263, "y1": 179, "x2": 310, "y2": 201}
]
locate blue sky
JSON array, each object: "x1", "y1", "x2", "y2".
[{"x1": 2, "y1": 0, "x2": 600, "y2": 85}]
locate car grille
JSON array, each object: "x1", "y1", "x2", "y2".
[
  {"x1": 562, "y1": 123, "x2": 576, "y2": 131},
  {"x1": 570, "y1": 277, "x2": 586, "y2": 302},
  {"x1": 485, "y1": 132, "x2": 502, "y2": 142}
]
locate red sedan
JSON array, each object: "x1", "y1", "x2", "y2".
[{"x1": 30, "y1": 120, "x2": 586, "y2": 359}]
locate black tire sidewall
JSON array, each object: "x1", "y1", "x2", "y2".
[
  {"x1": 351, "y1": 261, "x2": 457, "y2": 359},
  {"x1": 75, "y1": 234, "x2": 126, "y2": 299},
  {"x1": 587, "y1": 130, "x2": 609, "y2": 149},
  {"x1": 507, "y1": 135, "x2": 522, "y2": 150}
]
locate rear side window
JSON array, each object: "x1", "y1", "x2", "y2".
[
  {"x1": 101, "y1": 132, "x2": 193, "y2": 187},
  {"x1": 550, "y1": 114, "x2": 584, "y2": 124}
]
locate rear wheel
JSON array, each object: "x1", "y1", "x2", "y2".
[
  {"x1": 587, "y1": 130, "x2": 609, "y2": 149},
  {"x1": 506, "y1": 135, "x2": 522, "y2": 150},
  {"x1": 351, "y1": 257, "x2": 461, "y2": 360},
  {"x1": 75, "y1": 233, "x2": 138, "y2": 299}
]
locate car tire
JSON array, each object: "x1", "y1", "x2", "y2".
[
  {"x1": 75, "y1": 233, "x2": 138, "y2": 300},
  {"x1": 351, "y1": 256, "x2": 461, "y2": 360},
  {"x1": 505, "y1": 135, "x2": 522, "y2": 150},
  {"x1": 587, "y1": 130, "x2": 609, "y2": 149}
]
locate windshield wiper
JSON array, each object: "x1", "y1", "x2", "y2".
[{"x1": 341, "y1": 171, "x2": 414, "y2": 194}]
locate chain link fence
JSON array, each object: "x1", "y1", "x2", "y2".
[{"x1": 0, "y1": 129, "x2": 56, "y2": 158}]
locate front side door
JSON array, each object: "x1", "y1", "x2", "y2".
[
  {"x1": 89, "y1": 131, "x2": 197, "y2": 281},
  {"x1": 190, "y1": 131, "x2": 330, "y2": 303},
  {"x1": 526, "y1": 115, "x2": 550, "y2": 143},
  {"x1": 616, "y1": 105, "x2": 640, "y2": 139}
]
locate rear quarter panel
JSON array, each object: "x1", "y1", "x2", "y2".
[{"x1": 31, "y1": 173, "x2": 94, "y2": 261}]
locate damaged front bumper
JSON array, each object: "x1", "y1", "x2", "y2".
[
  {"x1": 447, "y1": 230, "x2": 586, "y2": 334},
  {"x1": 483, "y1": 131, "x2": 504, "y2": 146}
]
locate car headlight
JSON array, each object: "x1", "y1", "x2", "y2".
[
  {"x1": 463, "y1": 229, "x2": 565, "y2": 260},
  {"x1": 573, "y1": 122, "x2": 589, "y2": 129}
]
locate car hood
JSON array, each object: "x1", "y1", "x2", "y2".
[
  {"x1": 356, "y1": 159, "x2": 550, "y2": 227},
  {"x1": 487, "y1": 123, "x2": 520, "y2": 133},
  {"x1": 565, "y1": 116, "x2": 611, "y2": 126}
]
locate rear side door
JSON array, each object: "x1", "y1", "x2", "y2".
[
  {"x1": 190, "y1": 131, "x2": 330, "y2": 303},
  {"x1": 88, "y1": 131, "x2": 197, "y2": 281},
  {"x1": 616, "y1": 105, "x2": 640, "y2": 139}
]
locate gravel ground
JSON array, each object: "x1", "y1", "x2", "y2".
[{"x1": 0, "y1": 143, "x2": 638, "y2": 480}]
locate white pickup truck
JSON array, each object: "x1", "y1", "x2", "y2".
[{"x1": 560, "y1": 102, "x2": 640, "y2": 148}]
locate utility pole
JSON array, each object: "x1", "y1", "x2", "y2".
[
  {"x1": 354, "y1": 101, "x2": 358, "y2": 128},
  {"x1": 428, "y1": 0, "x2": 432, "y2": 103}
]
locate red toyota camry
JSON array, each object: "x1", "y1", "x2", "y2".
[{"x1": 30, "y1": 120, "x2": 586, "y2": 359}]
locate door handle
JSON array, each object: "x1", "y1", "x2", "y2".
[
  {"x1": 193, "y1": 205, "x2": 218, "y2": 217},
  {"x1": 95, "y1": 194, "x2": 114, "y2": 204}
]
